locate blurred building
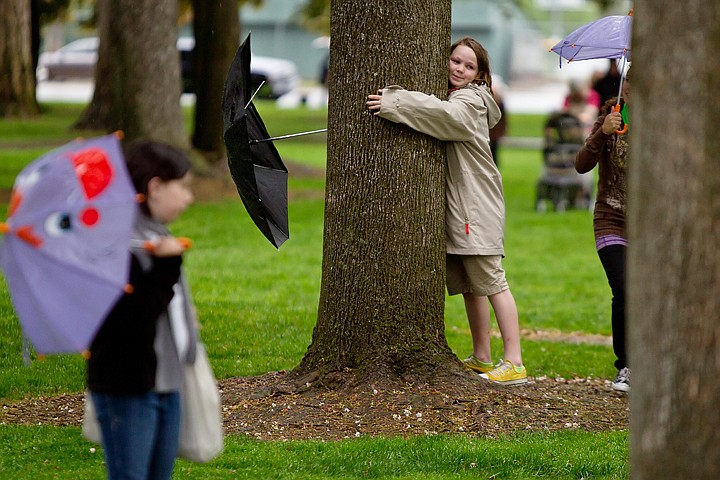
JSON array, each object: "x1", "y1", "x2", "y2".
[{"x1": 241, "y1": 0, "x2": 538, "y2": 83}]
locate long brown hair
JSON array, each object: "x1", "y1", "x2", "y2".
[{"x1": 450, "y1": 37, "x2": 492, "y2": 90}]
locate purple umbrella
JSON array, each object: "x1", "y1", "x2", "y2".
[
  {"x1": 550, "y1": 13, "x2": 632, "y2": 63},
  {"x1": 550, "y1": 9, "x2": 633, "y2": 133},
  {"x1": 0, "y1": 134, "x2": 137, "y2": 355}
]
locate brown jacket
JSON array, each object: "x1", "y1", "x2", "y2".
[{"x1": 575, "y1": 109, "x2": 629, "y2": 240}]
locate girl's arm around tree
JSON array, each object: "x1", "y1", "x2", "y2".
[{"x1": 370, "y1": 85, "x2": 496, "y2": 142}]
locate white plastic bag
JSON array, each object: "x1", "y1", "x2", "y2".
[
  {"x1": 82, "y1": 343, "x2": 223, "y2": 463},
  {"x1": 82, "y1": 391, "x2": 102, "y2": 444},
  {"x1": 178, "y1": 342, "x2": 224, "y2": 463}
]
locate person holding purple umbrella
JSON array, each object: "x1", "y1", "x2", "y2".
[
  {"x1": 86, "y1": 140, "x2": 197, "y2": 479},
  {"x1": 575, "y1": 68, "x2": 631, "y2": 393}
]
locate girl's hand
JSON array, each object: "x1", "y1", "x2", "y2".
[
  {"x1": 367, "y1": 90, "x2": 383, "y2": 114},
  {"x1": 148, "y1": 236, "x2": 189, "y2": 257},
  {"x1": 601, "y1": 111, "x2": 622, "y2": 135}
]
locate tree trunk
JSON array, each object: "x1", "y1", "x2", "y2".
[
  {"x1": 73, "y1": 0, "x2": 118, "y2": 131},
  {"x1": 191, "y1": 0, "x2": 239, "y2": 165},
  {"x1": 73, "y1": 0, "x2": 187, "y2": 150},
  {"x1": 30, "y1": 0, "x2": 40, "y2": 81},
  {"x1": 0, "y1": 0, "x2": 39, "y2": 117},
  {"x1": 629, "y1": 1, "x2": 720, "y2": 478},
  {"x1": 296, "y1": 0, "x2": 460, "y2": 383}
]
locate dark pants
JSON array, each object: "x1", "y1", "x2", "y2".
[{"x1": 598, "y1": 244, "x2": 626, "y2": 370}]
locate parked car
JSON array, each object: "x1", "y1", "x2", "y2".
[
  {"x1": 177, "y1": 37, "x2": 300, "y2": 98},
  {"x1": 38, "y1": 36, "x2": 301, "y2": 99},
  {"x1": 37, "y1": 37, "x2": 98, "y2": 81}
]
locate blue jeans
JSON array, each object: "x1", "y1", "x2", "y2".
[{"x1": 91, "y1": 391, "x2": 181, "y2": 480}]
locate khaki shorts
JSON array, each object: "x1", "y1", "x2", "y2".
[{"x1": 446, "y1": 254, "x2": 508, "y2": 296}]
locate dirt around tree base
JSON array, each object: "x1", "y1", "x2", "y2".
[{"x1": 0, "y1": 371, "x2": 628, "y2": 441}]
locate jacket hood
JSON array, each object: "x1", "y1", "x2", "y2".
[{"x1": 468, "y1": 83, "x2": 501, "y2": 129}]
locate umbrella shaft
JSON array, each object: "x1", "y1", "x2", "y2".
[
  {"x1": 251, "y1": 128, "x2": 328, "y2": 144},
  {"x1": 615, "y1": 54, "x2": 628, "y2": 103}
]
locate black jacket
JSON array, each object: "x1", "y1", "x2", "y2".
[{"x1": 87, "y1": 253, "x2": 182, "y2": 394}]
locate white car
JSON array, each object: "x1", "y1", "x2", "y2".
[
  {"x1": 38, "y1": 36, "x2": 301, "y2": 98},
  {"x1": 37, "y1": 37, "x2": 98, "y2": 81},
  {"x1": 178, "y1": 37, "x2": 300, "y2": 98}
]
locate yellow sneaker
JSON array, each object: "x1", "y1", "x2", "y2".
[
  {"x1": 480, "y1": 359, "x2": 528, "y2": 385},
  {"x1": 463, "y1": 355, "x2": 495, "y2": 373}
]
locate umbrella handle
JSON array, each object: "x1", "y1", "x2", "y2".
[
  {"x1": 178, "y1": 237, "x2": 193, "y2": 250},
  {"x1": 613, "y1": 104, "x2": 628, "y2": 134},
  {"x1": 139, "y1": 236, "x2": 193, "y2": 253}
]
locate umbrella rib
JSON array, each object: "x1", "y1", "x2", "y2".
[
  {"x1": 251, "y1": 128, "x2": 328, "y2": 145},
  {"x1": 245, "y1": 81, "x2": 266, "y2": 109}
]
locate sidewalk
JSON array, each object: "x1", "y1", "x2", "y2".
[
  {"x1": 36, "y1": 80, "x2": 546, "y2": 151},
  {"x1": 36, "y1": 78, "x2": 568, "y2": 118},
  {"x1": 504, "y1": 79, "x2": 567, "y2": 115},
  {"x1": 36, "y1": 80, "x2": 197, "y2": 106},
  {"x1": 501, "y1": 136, "x2": 543, "y2": 150}
]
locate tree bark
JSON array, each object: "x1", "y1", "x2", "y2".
[
  {"x1": 296, "y1": 0, "x2": 461, "y2": 383},
  {"x1": 191, "y1": 0, "x2": 240, "y2": 164},
  {"x1": 73, "y1": 0, "x2": 187, "y2": 150},
  {"x1": 0, "y1": 0, "x2": 39, "y2": 117},
  {"x1": 629, "y1": 1, "x2": 720, "y2": 478},
  {"x1": 73, "y1": 0, "x2": 118, "y2": 132}
]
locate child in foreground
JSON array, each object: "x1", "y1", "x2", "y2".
[{"x1": 87, "y1": 140, "x2": 198, "y2": 478}]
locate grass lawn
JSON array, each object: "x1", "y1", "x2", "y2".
[{"x1": 0, "y1": 102, "x2": 627, "y2": 479}]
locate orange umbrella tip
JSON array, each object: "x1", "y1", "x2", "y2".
[
  {"x1": 114, "y1": 130, "x2": 125, "y2": 140},
  {"x1": 0, "y1": 222, "x2": 9, "y2": 234},
  {"x1": 178, "y1": 236, "x2": 193, "y2": 250},
  {"x1": 143, "y1": 240, "x2": 156, "y2": 253},
  {"x1": 629, "y1": 8, "x2": 633, "y2": 16},
  {"x1": 81, "y1": 350, "x2": 91, "y2": 360},
  {"x1": 136, "y1": 193, "x2": 146, "y2": 203},
  {"x1": 124, "y1": 284, "x2": 135, "y2": 294}
]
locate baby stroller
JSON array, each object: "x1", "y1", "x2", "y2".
[{"x1": 535, "y1": 112, "x2": 592, "y2": 212}]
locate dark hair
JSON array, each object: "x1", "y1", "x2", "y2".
[
  {"x1": 124, "y1": 140, "x2": 191, "y2": 212},
  {"x1": 600, "y1": 67, "x2": 630, "y2": 115},
  {"x1": 450, "y1": 37, "x2": 492, "y2": 90}
]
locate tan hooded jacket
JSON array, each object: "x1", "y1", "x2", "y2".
[{"x1": 378, "y1": 83, "x2": 505, "y2": 255}]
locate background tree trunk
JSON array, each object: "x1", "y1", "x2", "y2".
[
  {"x1": 629, "y1": 1, "x2": 720, "y2": 477},
  {"x1": 297, "y1": 0, "x2": 460, "y2": 382},
  {"x1": 191, "y1": 0, "x2": 240, "y2": 164},
  {"x1": 73, "y1": 0, "x2": 119, "y2": 132},
  {"x1": 0, "y1": 0, "x2": 39, "y2": 117},
  {"x1": 74, "y1": 0, "x2": 187, "y2": 149},
  {"x1": 30, "y1": 0, "x2": 41, "y2": 82}
]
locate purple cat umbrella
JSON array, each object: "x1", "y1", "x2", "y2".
[{"x1": 0, "y1": 133, "x2": 137, "y2": 355}]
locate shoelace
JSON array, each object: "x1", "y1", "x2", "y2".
[{"x1": 490, "y1": 362, "x2": 513, "y2": 377}]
